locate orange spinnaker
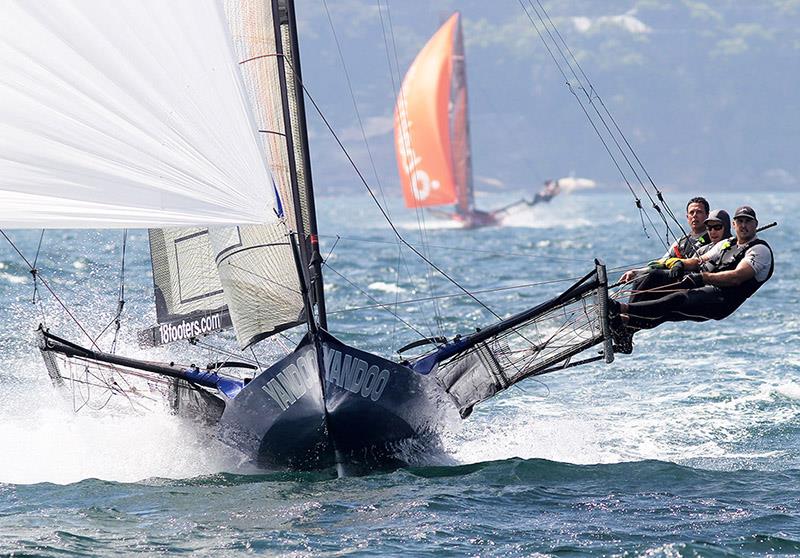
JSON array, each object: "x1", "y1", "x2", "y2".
[{"x1": 394, "y1": 14, "x2": 460, "y2": 209}]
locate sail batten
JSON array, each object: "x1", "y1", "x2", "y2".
[{"x1": 0, "y1": 1, "x2": 278, "y2": 229}]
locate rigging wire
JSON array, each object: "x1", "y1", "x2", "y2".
[
  {"x1": 93, "y1": 229, "x2": 129, "y2": 354},
  {"x1": 321, "y1": 233, "x2": 438, "y2": 342},
  {"x1": 294, "y1": 77, "x2": 504, "y2": 322},
  {"x1": 380, "y1": 0, "x2": 447, "y2": 338},
  {"x1": 533, "y1": 0, "x2": 686, "y2": 235},
  {"x1": 110, "y1": 228, "x2": 128, "y2": 354},
  {"x1": 323, "y1": 0, "x2": 434, "y2": 344},
  {"x1": 326, "y1": 274, "x2": 590, "y2": 315},
  {"x1": 516, "y1": 0, "x2": 657, "y2": 242},
  {"x1": 291, "y1": 9, "x2": 618, "y2": 352},
  {"x1": 530, "y1": 1, "x2": 685, "y2": 246},
  {"x1": 517, "y1": 0, "x2": 684, "y2": 250},
  {"x1": 374, "y1": 0, "x2": 408, "y2": 340},
  {"x1": 316, "y1": 233, "x2": 601, "y2": 263},
  {"x1": 323, "y1": 261, "x2": 428, "y2": 339},
  {"x1": 321, "y1": 0, "x2": 389, "y2": 213},
  {"x1": 27, "y1": 229, "x2": 50, "y2": 327},
  {"x1": 0, "y1": 229, "x2": 101, "y2": 351},
  {"x1": 30, "y1": 229, "x2": 45, "y2": 304}
]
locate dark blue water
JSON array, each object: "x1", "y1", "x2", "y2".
[{"x1": 1, "y1": 191, "x2": 796, "y2": 556}]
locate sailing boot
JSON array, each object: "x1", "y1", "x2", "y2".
[{"x1": 608, "y1": 300, "x2": 634, "y2": 355}]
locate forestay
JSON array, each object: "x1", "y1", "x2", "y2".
[{"x1": 0, "y1": 1, "x2": 277, "y2": 228}]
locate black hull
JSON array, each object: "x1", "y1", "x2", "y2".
[
  {"x1": 217, "y1": 330, "x2": 455, "y2": 473},
  {"x1": 38, "y1": 326, "x2": 455, "y2": 474}
]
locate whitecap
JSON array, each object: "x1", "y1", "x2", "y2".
[{"x1": 368, "y1": 281, "x2": 406, "y2": 294}]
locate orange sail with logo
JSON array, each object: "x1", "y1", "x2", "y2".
[{"x1": 394, "y1": 13, "x2": 473, "y2": 212}]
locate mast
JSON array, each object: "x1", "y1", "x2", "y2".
[
  {"x1": 274, "y1": 0, "x2": 328, "y2": 330},
  {"x1": 273, "y1": 0, "x2": 342, "y2": 472},
  {"x1": 450, "y1": 12, "x2": 475, "y2": 217}
]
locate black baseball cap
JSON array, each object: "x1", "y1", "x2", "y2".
[{"x1": 733, "y1": 206, "x2": 756, "y2": 221}]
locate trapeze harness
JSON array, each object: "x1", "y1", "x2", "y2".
[
  {"x1": 626, "y1": 238, "x2": 774, "y2": 329},
  {"x1": 671, "y1": 231, "x2": 711, "y2": 258},
  {"x1": 703, "y1": 238, "x2": 774, "y2": 312}
]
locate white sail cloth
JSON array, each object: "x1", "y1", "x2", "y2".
[{"x1": 0, "y1": 1, "x2": 277, "y2": 229}]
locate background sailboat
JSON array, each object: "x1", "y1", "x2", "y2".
[{"x1": 393, "y1": 13, "x2": 593, "y2": 229}]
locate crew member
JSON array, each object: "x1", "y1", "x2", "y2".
[
  {"x1": 620, "y1": 196, "x2": 711, "y2": 285},
  {"x1": 634, "y1": 208, "x2": 733, "y2": 304},
  {"x1": 663, "y1": 196, "x2": 712, "y2": 259},
  {"x1": 611, "y1": 206, "x2": 773, "y2": 350},
  {"x1": 697, "y1": 209, "x2": 731, "y2": 256}
]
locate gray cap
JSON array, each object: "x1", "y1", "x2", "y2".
[
  {"x1": 733, "y1": 206, "x2": 757, "y2": 221},
  {"x1": 704, "y1": 209, "x2": 730, "y2": 225}
]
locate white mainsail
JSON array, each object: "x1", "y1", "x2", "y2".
[
  {"x1": 0, "y1": 1, "x2": 277, "y2": 229},
  {"x1": 147, "y1": 0, "x2": 310, "y2": 348}
]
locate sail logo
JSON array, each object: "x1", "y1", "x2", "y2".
[
  {"x1": 395, "y1": 86, "x2": 440, "y2": 202},
  {"x1": 323, "y1": 346, "x2": 390, "y2": 402},
  {"x1": 261, "y1": 352, "x2": 318, "y2": 411},
  {"x1": 159, "y1": 313, "x2": 222, "y2": 344}
]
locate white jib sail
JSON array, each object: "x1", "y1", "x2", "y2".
[{"x1": 0, "y1": 1, "x2": 278, "y2": 229}]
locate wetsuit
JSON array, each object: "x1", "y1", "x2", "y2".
[
  {"x1": 628, "y1": 268, "x2": 677, "y2": 304},
  {"x1": 625, "y1": 237, "x2": 774, "y2": 330},
  {"x1": 630, "y1": 234, "x2": 723, "y2": 304},
  {"x1": 626, "y1": 231, "x2": 713, "y2": 305}
]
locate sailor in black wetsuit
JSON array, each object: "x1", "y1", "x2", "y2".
[
  {"x1": 612, "y1": 206, "x2": 773, "y2": 344},
  {"x1": 697, "y1": 209, "x2": 731, "y2": 255}
]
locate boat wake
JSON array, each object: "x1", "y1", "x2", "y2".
[{"x1": 498, "y1": 205, "x2": 595, "y2": 229}]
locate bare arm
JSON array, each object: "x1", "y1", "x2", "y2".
[
  {"x1": 682, "y1": 257, "x2": 702, "y2": 270},
  {"x1": 620, "y1": 267, "x2": 647, "y2": 283},
  {"x1": 701, "y1": 260, "x2": 755, "y2": 287}
]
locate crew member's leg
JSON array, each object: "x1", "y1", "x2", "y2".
[
  {"x1": 625, "y1": 286, "x2": 728, "y2": 330},
  {"x1": 628, "y1": 269, "x2": 679, "y2": 304}
]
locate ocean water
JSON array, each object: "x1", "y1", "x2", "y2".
[{"x1": 0, "y1": 191, "x2": 797, "y2": 556}]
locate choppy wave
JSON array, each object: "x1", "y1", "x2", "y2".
[
  {"x1": 0, "y1": 192, "x2": 796, "y2": 554},
  {"x1": 3, "y1": 459, "x2": 800, "y2": 556}
]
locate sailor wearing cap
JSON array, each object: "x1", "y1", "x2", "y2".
[
  {"x1": 611, "y1": 205, "x2": 774, "y2": 342},
  {"x1": 696, "y1": 209, "x2": 731, "y2": 255},
  {"x1": 619, "y1": 207, "x2": 732, "y2": 311}
]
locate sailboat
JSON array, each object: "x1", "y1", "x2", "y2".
[
  {"x1": 394, "y1": 13, "x2": 590, "y2": 229},
  {"x1": 2, "y1": 1, "x2": 616, "y2": 474}
]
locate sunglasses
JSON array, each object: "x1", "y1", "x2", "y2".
[{"x1": 707, "y1": 224, "x2": 724, "y2": 231}]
